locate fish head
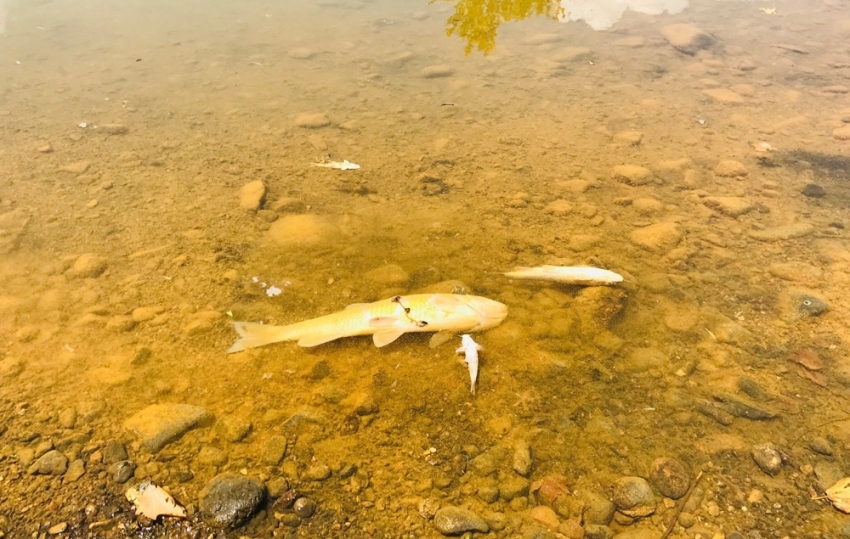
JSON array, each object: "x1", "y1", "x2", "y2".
[{"x1": 458, "y1": 296, "x2": 508, "y2": 331}]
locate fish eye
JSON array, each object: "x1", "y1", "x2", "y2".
[{"x1": 803, "y1": 300, "x2": 812, "y2": 306}]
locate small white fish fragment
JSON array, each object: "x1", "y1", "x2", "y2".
[
  {"x1": 456, "y1": 334, "x2": 482, "y2": 394},
  {"x1": 504, "y1": 265, "x2": 623, "y2": 286},
  {"x1": 266, "y1": 285, "x2": 282, "y2": 297},
  {"x1": 125, "y1": 481, "x2": 187, "y2": 520},
  {"x1": 826, "y1": 477, "x2": 850, "y2": 513},
  {"x1": 311, "y1": 159, "x2": 360, "y2": 170},
  {"x1": 752, "y1": 141, "x2": 775, "y2": 153}
]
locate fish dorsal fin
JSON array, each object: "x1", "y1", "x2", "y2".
[
  {"x1": 297, "y1": 333, "x2": 340, "y2": 347},
  {"x1": 373, "y1": 330, "x2": 405, "y2": 347},
  {"x1": 429, "y1": 331, "x2": 455, "y2": 349}
]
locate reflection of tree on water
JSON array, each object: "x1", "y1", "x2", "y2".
[
  {"x1": 432, "y1": 0, "x2": 563, "y2": 55},
  {"x1": 434, "y1": 0, "x2": 690, "y2": 54}
]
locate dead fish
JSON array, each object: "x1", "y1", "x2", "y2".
[
  {"x1": 504, "y1": 265, "x2": 623, "y2": 285},
  {"x1": 228, "y1": 294, "x2": 508, "y2": 352},
  {"x1": 311, "y1": 159, "x2": 360, "y2": 170},
  {"x1": 456, "y1": 334, "x2": 482, "y2": 394}
]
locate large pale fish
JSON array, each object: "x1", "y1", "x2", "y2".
[
  {"x1": 504, "y1": 265, "x2": 623, "y2": 286},
  {"x1": 228, "y1": 294, "x2": 508, "y2": 353}
]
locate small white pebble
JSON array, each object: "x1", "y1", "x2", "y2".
[
  {"x1": 252, "y1": 276, "x2": 259, "y2": 283},
  {"x1": 78, "y1": 122, "x2": 87, "y2": 128},
  {"x1": 266, "y1": 286, "x2": 282, "y2": 297}
]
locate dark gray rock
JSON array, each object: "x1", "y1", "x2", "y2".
[
  {"x1": 200, "y1": 472, "x2": 266, "y2": 528},
  {"x1": 802, "y1": 184, "x2": 826, "y2": 198},
  {"x1": 737, "y1": 377, "x2": 772, "y2": 402},
  {"x1": 102, "y1": 441, "x2": 128, "y2": 464},
  {"x1": 612, "y1": 476, "x2": 656, "y2": 518},
  {"x1": 752, "y1": 443, "x2": 783, "y2": 475},
  {"x1": 696, "y1": 400, "x2": 734, "y2": 426},
  {"x1": 28, "y1": 450, "x2": 68, "y2": 475},
  {"x1": 111, "y1": 460, "x2": 136, "y2": 483},
  {"x1": 795, "y1": 294, "x2": 828, "y2": 317},
  {"x1": 433, "y1": 506, "x2": 489, "y2": 535},
  {"x1": 648, "y1": 458, "x2": 690, "y2": 499},
  {"x1": 712, "y1": 394, "x2": 777, "y2": 420},
  {"x1": 123, "y1": 403, "x2": 213, "y2": 452},
  {"x1": 809, "y1": 436, "x2": 834, "y2": 456}
]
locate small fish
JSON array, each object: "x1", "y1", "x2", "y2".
[
  {"x1": 311, "y1": 159, "x2": 360, "y2": 170},
  {"x1": 504, "y1": 265, "x2": 623, "y2": 285},
  {"x1": 456, "y1": 334, "x2": 482, "y2": 394},
  {"x1": 228, "y1": 294, "x2": 508, "y2": 353}
]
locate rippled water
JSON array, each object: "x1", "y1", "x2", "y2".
[{"x1": 2, "y1": 0, "x2": 850, "y2": 537}]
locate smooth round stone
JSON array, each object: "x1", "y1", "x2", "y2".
[
  {"x1": 293, "y1": 497, "x2": 316, "y2": 518},
  {"x1": 612, "y1": 476, "x2": 656, "y2": 517},
  {"x1": 649, "y1": 457, "x2": 690, "y2": 499}
]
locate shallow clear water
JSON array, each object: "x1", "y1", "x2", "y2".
[{"x1": 2, "y1": 0, "x2": 850, "y2": 537}]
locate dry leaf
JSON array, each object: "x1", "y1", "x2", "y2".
[
  {"x1": 789, "y1": 349, "x2": 823, "y2": 371},
  {"x1": 530, "y1": 474, "x2": 570, "y2": 505},
  {"x1": 826, "y1": 477, "x2": 850, "y2": 513},
  {"x1": 125, "y1": 481, "x2": 187, "y2": 520}
]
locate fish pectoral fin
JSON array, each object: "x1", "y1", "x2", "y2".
[
  {"x1": 372, "y1": 330, "x2": 405, "y2": 347},
  {"x1": 296, "y1": 333, "x2": 341, "y2": 347},
  {"x1": 429, "y1": 331, "x2": 455, "y2": 349}
]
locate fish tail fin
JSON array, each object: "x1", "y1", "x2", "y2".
[{"x1": 227, "y1": 321, "x2": 294, "y2": 353}]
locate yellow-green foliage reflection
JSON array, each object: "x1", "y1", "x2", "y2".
[{"x1": 433, "y1": 0, "x2": 564, "y2": 55}]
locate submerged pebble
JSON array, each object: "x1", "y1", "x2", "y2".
[
  {"x1": 752, "y1": 443, "x2": 783, "y2": 475},
  {"x1": 433, "y1": 506, "x2": 488, "y2": 535},
  {"x1": 611, "y1": 476, "x2": 656, "y2": 517},
  {"x1": 199, "y1": 472, "x2": 266, "y2": 528}
]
